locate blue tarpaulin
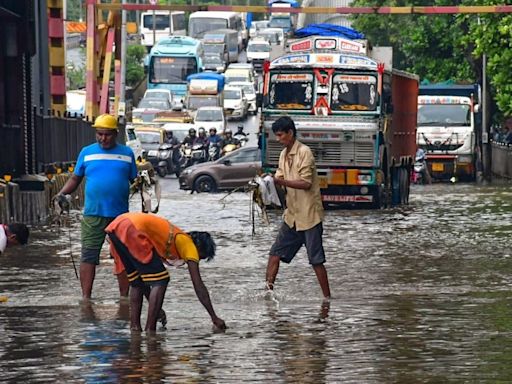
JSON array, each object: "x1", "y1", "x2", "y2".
[{"x1": 294, "y1": 24, "x2": 365, "y2": 39}]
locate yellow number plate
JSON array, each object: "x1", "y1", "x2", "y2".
[
  {"x1": 318, "y1": 176, "x2": 328, "y2": 189},
  {"x1": 432, "y1": 163, "x2": 444, "y2": 172}
]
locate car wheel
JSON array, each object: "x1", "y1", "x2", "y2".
[{"x1": 194, "y1": 175, "x2": 217, "y2": 193}]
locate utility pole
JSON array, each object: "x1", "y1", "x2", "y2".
[
  {"x1": 482, "y1": 52, "x2": 490, "y2": 181},
  {"x1": 120, "y1": 0, "x2": 127, "y2": 116}
]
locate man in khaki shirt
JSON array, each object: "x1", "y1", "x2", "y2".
[{"x1": 265, "y1": 116, "x2": 331, "y2": 299}]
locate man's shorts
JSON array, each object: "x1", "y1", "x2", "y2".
[
  {"x1": 269, "y1": 222, "x2": 326, "y2": 265},
  {"x1": 108, "y1": 232, "x2": 169, "y2": 288},
  {"x1": 81, "y1": 216, "x2": 114, "y2": 264}
]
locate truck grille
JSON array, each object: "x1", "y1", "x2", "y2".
[{"x1": 265, "y1": 130, "x2": 376, "y2": 167}]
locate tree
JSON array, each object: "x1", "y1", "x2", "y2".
[
  {"x1": 126, "y1": 45, "x2": 146, "y2": 87},
  {"x1": 350, "y1": 0, "x2": 512, "y2": 118}
]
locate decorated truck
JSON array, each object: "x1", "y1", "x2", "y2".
[
  {"x1": 260, "y1": 35, "x2": 419, "y2": 208},
  {"x1": 416, "y1": 83, "x2": 481, "y2": 181}
]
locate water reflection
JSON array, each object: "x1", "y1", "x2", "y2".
[{"x1": 1, "y1": 182, "x2": 512, "y2": 382}]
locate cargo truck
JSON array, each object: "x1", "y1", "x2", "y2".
[
  {"x1": 184, "y1": 73, "x2": 225, "y2": 118},
  {"x1": 260, "y1": 35, "x2": 419, "y2": 208},
  {"x1": 416, "y1": 83, "x2": 481, "y2": 181}
]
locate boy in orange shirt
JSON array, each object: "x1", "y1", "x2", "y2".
[{"x1": 105, "y1": 212, "x2": 226, "y2": 332}]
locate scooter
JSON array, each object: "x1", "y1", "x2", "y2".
[
  {"x1": 412, "y1": 151, "x2": 430, "y2": 184},
  {"x1": 155, "y1": 144, "x2": 185, "y2": 178},
  {"x1": 233, "y1": 133, "x2": 249, "y2": 147}
]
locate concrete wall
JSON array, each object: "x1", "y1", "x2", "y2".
[{"x1": 491, "y1": 142, "x2": 512, "y2": 179}]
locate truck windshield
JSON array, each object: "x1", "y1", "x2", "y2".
[
  {"x1": 269, "y1": 18, "x2": 291, "y2": 29},
  {"x1": 417, "y1": 104, "x2": 471, "y2": 126},
  {"x1": 204, "y1": 44, "x2": 224, "y2": 55},
  {"x1": 150, "y1": 57, "x2": 198, "y2": 84},
  {"x1": 187, "y1": 96, "x2": 219, "y2": 110},
  {"x1": 268, "y1": 73, "x2": 313, "y2": 110},
  {"x1": 331, "y1": 74, "x2": 378, "y2": 112}
]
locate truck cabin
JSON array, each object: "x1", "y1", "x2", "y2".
[{"x1": 263, "y1": 37, "x2": 386, "y2": 117}]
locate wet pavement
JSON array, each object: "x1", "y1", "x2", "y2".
[{"x1": 1, "y1": 181, "x2": 512, "y2": 382}]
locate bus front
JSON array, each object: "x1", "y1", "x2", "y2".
[{"x1": 147, "y1": 38, "x2": 203, "y2": 102}]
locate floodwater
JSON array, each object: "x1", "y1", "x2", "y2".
[{"x1": 1, "y1": 181, "x2": 512, "y2": 383}]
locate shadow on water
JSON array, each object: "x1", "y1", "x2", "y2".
[{"x1": 1, "y1": 182, "x2": 512, "y2": 382}]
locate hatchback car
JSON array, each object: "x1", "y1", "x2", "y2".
[
  {"x1": 223, "y1": 86, "x2": 248, "y2": 120},
  {"x1": 179, "y1": 146, "x2": 261, "y2": 193},
  {"x1": 194, "y1": 106, "x2": 226, "y2": 133}
]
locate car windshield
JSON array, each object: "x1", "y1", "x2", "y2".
[
  {"x1": 241, "y1": 85, "x2": 255, "y2": 95},
  {"x1": 224, "y1": 90, "x2": 241, "y2": 99},
  {"x1": 135, "y1": 131, "x2": 161, "y2": 144},
  {"x1": 168, "y1": 129, "x2": 189, "y2": 142},
  {"x1": 226, "y1": 75, "x2": 248, "y2": 83},
  {"x1": 138, "y1": 99, "x2": 170, "y2": 109},
  {"x1": 196, "y1": 109, "x2": 223, "y2": 121},
  {"x1": 248, "y1": 43, "x2": 270, "y2": 52},
  {"x1": 258, "y1": 32, "x2": 278, "y2": 44},
  {"x1": 145, "y1": 91, "x2": 170, "y2": 100}
]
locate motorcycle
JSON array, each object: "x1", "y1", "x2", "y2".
[
  {"x1": 233, "y1": 133, "x2": 249, "y2": 147},
  {"x1": 153, "y1": 143, "x2": 185, "y2": 178},
  {"x1": 182, "y1": 143, "x2": 208, "y2": 168},
  {"x1": 412, "y1": 151, "x2": 431, "y2": 184}
]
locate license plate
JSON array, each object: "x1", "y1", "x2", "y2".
[
  {"x1": 318, "y1": 176, "x2": 328, "y2": 189},
  {"x1": 432, "y1": 162, "x2": 444, "y2": 172},
  {"x1": 148, "y1": 150, "x2": 158, "y2": 157}
]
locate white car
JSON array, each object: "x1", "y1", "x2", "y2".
[
  {"x1": 246, "y1": 37, "x2": 271, "y2": 70},
  {"x1": 223, "y1": 86, "x2": 248, "y2": 120},
  {"x1": 143, "y1": 89, "x2": 178, "y2": 110},
  {"x1": 125, "y1": 124, "x2": 146, "y2": 161},
  {"x1": 229, "y1": 81, "x2": 257, "y2": 115},
  {"x1": 194, "y1": 106, "x2": 226, "y2": 133}
]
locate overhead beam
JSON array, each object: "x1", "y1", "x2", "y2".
[{"x1": 95, "y1": 4, "x2": 512, "y2": 14}]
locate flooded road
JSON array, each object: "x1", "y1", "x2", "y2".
[{"x1": 1, "y1": 181, "x2": 512, "y2": 383}]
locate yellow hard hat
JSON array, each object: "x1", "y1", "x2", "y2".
[{"x1": 92, "y1": 114, "x2": 118, "y2": 130}]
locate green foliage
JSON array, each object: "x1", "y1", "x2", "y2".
[
  {"x1": 126, "y1": 45, "x2": 147, "y2": 87},
  {"x1": 67, "y1": 64, "x2": 85, "y2": 90},
  {"x1": 350, "y1": 0, "x2": 512, "y2": 117}
]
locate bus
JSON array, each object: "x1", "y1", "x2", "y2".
[
  {"x1": 188, "y1": 11, "x2": 246, "y2": 49},
  {"x1": 146, "y1": 36, "x2": 204, "y2": 101},
  {"x1": 140, "y1": 10, "x2": 186, "y2": 50}
]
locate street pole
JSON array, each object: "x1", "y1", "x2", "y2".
[
  {"x1": 482, "y1": 52, "x2": 490, "y2": 181},
  {"x1": 153, "y1": 9, "x2": 156, "y2": 48},
  {"x1": 120, "y1": 0, "x2": 127, "y2": 111}
]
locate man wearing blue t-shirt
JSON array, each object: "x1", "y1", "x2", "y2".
[{"x1": 57, "y1": 114, "x2": 138, "y2": 300}]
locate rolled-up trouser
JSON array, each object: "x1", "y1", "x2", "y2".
[{"x1": 81, "y1": 215, "x2": 115, "y2": 265}]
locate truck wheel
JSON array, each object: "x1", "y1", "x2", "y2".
[{"x1": 194, "y1": 175, "x2": 217, "y2": 193}]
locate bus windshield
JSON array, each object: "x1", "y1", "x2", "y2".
[
  {"x1": 331, "y1": 74, "x2": 378, "y2": 111},
  {"x1": 189, "y1": 18, "x2": 228, "y2": 38},
  {"x1": 143, "y1": 14, "x2": 169, "y2": 30},
  {"x1": 268, "y1": 73, "x2": 313, "y2": 110},
  {"x1": 150, "y1": 57, "x2": 198, "y2": 84},
  {"x1": 417, "y1": 104, "x2": 471, "y2": 126}
]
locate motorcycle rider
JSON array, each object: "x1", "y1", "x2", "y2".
[
  {"x1": 194, "y1": 127, "x2": 209, "y2": 147},
  {"x1": 220, "y1": 128, "x2": 241, "y2": 156},
  {"x1": 182, "y1": 128, "x2": 197, "y2": 147},
  {"x1": 207, "y1": 128, "x2": 223, "y2": 161},
  {"x1": 234, "y1": 125, "x2": 247, "y2": 138},
  {"x1": 164, "y1": 130, "x2": 182, "y2": 171}
]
